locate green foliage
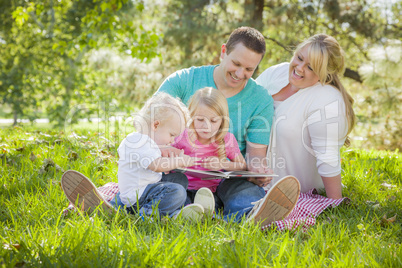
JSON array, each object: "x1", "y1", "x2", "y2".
[
  {"x1": 355, "y1": 40, "x2": 402, "y2": 150},
  {"x1": 1, "y1": 0, "x2": 401, "y2": 150},
  {"x1": 0, "y1": 0, "x2": 161, "y2": 125},
  {"x1": 0, "y1": 127, "x2": 401, "y2": 266},
  {"x1": 82, "y1": 49, "x2": 163, "y2": 113},
  {"x1": 162, "y1": 0, "x2": 232, "y2": 67}
]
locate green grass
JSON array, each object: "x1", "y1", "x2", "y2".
[{"x1": 1, "y1": 126, "x2": 401, "y2": 267}]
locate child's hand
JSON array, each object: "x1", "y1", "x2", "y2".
[
  {"x1": 199, "y1": 156, "x2": 226, "y2": 171},
  {"x1": 175, "y1": 150, "x2": 200, "y2": 167},
  {"x1": 160, "y1": 146, "x2": 183, "y2": 157},
  {"x1": 182, "y1": 155, "x2": 201, "y2": 167}
]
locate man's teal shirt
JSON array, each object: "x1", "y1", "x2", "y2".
[{"x1": 157, "y1": 65, "x2": 274, "y2": 157}]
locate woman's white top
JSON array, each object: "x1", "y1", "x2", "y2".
[{"x1": 256, "y1": 63, "x2": 348, "y2": 193}]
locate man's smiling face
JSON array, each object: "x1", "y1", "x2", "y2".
[{"x1": 218, "y1": 42, "x2": 263, "y2": 92}]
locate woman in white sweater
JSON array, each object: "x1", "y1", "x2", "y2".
[{"x1": 256, "y1": 34, "x2": 355, "y2": 199}]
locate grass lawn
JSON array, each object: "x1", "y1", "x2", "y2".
[{"x1": 0, "y1": 125, "x2": 401, "y2": 267}]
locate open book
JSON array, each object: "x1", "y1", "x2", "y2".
[{"x1": 173, "y1": 168, "x2": 278, "y2": 180}]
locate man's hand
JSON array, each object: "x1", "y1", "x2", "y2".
[
  {"x1": 246, "y1": 141, "x2": 272, "y2": 187},
  {"x1": 247, "y1": 166, "x2": 274, "y2": 187}
]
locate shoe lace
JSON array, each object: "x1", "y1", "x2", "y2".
[{"x1": 248, "y1": 198, "x2": 264, "y2": 217}]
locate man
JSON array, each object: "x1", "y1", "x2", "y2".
[{"x1": 157, "y1": 27, "x2": 299, "y2": 225}]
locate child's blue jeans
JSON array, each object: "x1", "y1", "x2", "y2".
[{"x1": 109, "y1": 172, "x2": 188, "y2": 218}]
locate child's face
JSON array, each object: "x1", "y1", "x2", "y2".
[
  {"x1": 193, "y1": 104, "x2": 223, "y2": 144},
  {"x1": 152, "y1": 112, "x2": 184, "y2": 146}
]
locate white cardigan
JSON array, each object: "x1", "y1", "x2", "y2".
[{"x1": 256, "y1": 63, "x2": 348, "y2": 193}]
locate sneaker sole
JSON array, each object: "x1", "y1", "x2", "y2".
[
  {"x1": 194, "y1": 187, "x2": 215, "y2": 217},
  {"x1": 61, "y1": 170, "x2": 114, "y2": 214},
  {"x1": 250, "y1": 175, "x2": 300, "y2": 226},
  {"x1": 180, "y1": 204, "x2": 204, "y2": 221}
]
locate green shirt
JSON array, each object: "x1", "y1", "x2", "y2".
[{"x1": 157, "y1": 65, "x2": 274, "y2": 157}]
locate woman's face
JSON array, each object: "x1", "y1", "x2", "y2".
[{"x1": 288, "y1": 45, "x2": 320, "y2": 90}]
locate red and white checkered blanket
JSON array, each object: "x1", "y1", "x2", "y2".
[
  {"x1": 263, "y1": 188, "x2": 348, "y2": 232},
  {"x1": 63, "y1": 183, "x2": 348, "y2": 232}
]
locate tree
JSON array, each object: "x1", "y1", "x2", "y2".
[
  {"x1": 0, "y1": 0, "x2": 161, "y2": 125},
  {"x1": 358, "y1": 40, "x2": 402, "y2": 150}
]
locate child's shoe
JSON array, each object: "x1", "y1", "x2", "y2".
[
  {"x1": 247, "y1": 176, "x2": 300, "y2": 226},
  {"x1": 194, "y1": 187, "x2": 215, "y2": 217},
  {"x1": 61, "y1": 170, "x2": 115, "y2": 214},
  {"x1": 176, "y1": 203, "x2": 204, "y2": 221}
]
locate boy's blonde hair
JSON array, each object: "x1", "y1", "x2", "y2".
[
  {"x1": 187, "y1": 87, "x2": 230, "y2": 160},
  {"x1": 295, "y1": 34, "x2": 355, "y2": 146},
  {"x1": 134, "y1": 92, "x2": 189, "y2": 131}
]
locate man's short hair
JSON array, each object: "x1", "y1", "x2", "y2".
[{"x1": 225, "y1": 27, "x2": 266, "y2": 56}]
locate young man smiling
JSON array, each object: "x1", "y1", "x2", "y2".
[
  {"x1": 157, "y1": 27, "x2": 273, "y2": 173},
  {"x1": 156, "y1": 27, "x2": 298, "y2": 224}
]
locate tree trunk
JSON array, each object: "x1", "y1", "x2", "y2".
[
  {"x1": 244, "y1": 0, "x2": 264, "y2": 31},
  {"x1": 13, "y1": 108, "x2": 18, "y2": 126}
]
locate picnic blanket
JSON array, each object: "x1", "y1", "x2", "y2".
[
  {"x1": 262, "y1": 189, "x2": 348, "y2": 232},
  {"x1": 63, "y1": 183, "x2": 348, "y2": 232}
]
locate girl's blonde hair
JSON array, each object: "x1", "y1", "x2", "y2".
[
  {"x1": 187, "y1": 87, "x2": 230, "y2": 160},
  {"x1": 134, "y1": 92, "x2": 189, "y2": 131},
  {"x1": 295, "y1": 34, "x2": 355, "y2": 146}
]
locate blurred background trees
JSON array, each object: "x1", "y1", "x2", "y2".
[{"x1": 0, "y1": 0, "x2": 401, "y2": 150}]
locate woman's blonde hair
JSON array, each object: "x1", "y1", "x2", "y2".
[
  {"x1": 187, "y1": 87, "x2": 230, "y2": 160},
  {"x1": 134, "y1": 92, "x2": 189, "y2": 131},
  {"x1": 295, "y1": 34, "x2": 355, "y2": 146}
]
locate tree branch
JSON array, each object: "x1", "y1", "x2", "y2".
[
  {"x1": 263, "y1": 35, "x2": 293, "y2": 53},
  {"x1": 344, "y1": 68, "x2": 362, "y2": 83}
]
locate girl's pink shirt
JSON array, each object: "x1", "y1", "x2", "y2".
[{"x1": 172, "y1": 129, "x2": 242, "y2": 192}]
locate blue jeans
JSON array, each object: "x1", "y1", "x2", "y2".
[
  {"x1": 109, "y1": 173, "x2": 188, "y2": 217},
  {"x1": 216, "y1": 178, "x2": 266, "y2": 222}
]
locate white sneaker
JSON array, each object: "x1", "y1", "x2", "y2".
[
  {"x1": 194, "y1": 187, "x2": 215, "y2": 217},
  {"x1": 61, "y1": 170, "x2": 115, "y2": 214},
  {"x1": 176, "y1": 204, "x2": 204, "y2": 221},
  {"x1": 247, "y1": 176, "x2": 300, "y2": 226}
]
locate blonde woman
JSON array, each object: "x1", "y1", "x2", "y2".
[{"x1": 256, "y1": 34, "x2": 355, "y2": 199}]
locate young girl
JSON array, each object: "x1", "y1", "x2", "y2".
[
  {"x1": 172, "y1": 87, "x2": 247, "y2": 211},
  {"x1": 61, "y1": 93, "x2": 206, "y2": 219}
]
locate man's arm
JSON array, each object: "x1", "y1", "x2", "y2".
[{"x1": 246, "y1": 141, "x2": 273, "y2": 187}]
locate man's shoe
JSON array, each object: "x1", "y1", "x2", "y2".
[
  {"x1": 61, "y1": 170, "x2": 115, "y2": 214},
  {"x1": 247, "y1": 176, "x2": 300, "y2": 226}
]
